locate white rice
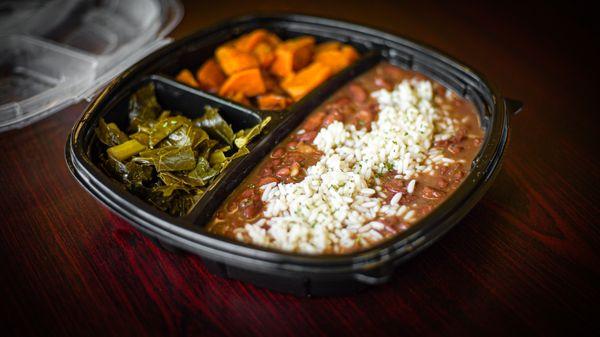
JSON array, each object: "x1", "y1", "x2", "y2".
[
  {"x1": 390, "y1": 193, "x2": 403, "y2": 205},
  {"x1": 237, "y1": 79, "x2": 457, "y2": 254},
  {"x1": 407, "y1": 179, "x2": 416, "y2": 194}
]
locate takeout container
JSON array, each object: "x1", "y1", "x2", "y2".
[
  {"x1": 66, "y1": 14, "x2": 522, "y2": 296},
  {"x1": 0, "y1": 0, "x2": 183, "y2": 132}
]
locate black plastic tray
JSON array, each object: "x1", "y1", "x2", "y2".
[{"x1": 66, "y1": 14, "x2": 522, "y2": 296}]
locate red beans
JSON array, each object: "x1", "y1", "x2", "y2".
[
  {"x1": 322, "y1": 111, "x2": 344, "y2": 126},
  {"x1": 434, "y1": 139, "x2": 450, "y2": 148},
  {"x1": 419, "y1": 204, "x2": 434, "y2": 215},
  {"x1": 295, "y1": 143, "x2": 314, "y2": 154},
  {"x1": 366, "y1": 101, "x2": 379, "y2": 113},
  {"x1": 354, "y1": 110, "x2": 373, "y2": 128},
  {"x1": 271, "y1": 147, "x2": 285, "y2": 158},
  {"x1": 452, "y1": 127, "x2": 467, "y2": 143},
  {"x1": 240, "y1": 189, "x2": 255, "y2": 199},
  {"x1": 383, "y1": 64, "x2": 405, "y2": 78},
  {"x1": 226, "y1": 201, "x2": 238, "y2": 213},
  {"x1": 422, "y1": 186, "x2": 444, "y2": 200},
  {"x1": 437, "y1": 177, "x2": 449, "y2": 189},
  {"x1": 348, "y1": 83, "x2": 367, "y2": 103},
  {"x1": 383, "y1": 178, "x2": 404, "y2": 193},
  {"x1": 304, "y1": 111, "x2": 326, "y2": 131},
  {"x1": 453, "y1": 170, "x2": 465, "y2": 181},
  {"x1": 374, "y1": 77, "x2": 393, "y2": 90},
  {"x1": 297, "y1": 131, "x2": 317, "y2": 143},
  {"x1": 287, "y1": 151, "x2": 305, "y2": 163},
  {"x1": 242, "y1": 202, "x2": 261, "y2": 219},
  {"x1": 237, "y1": 189, "x2": 262, "y2": 219},
  {"x1": 448, "y1": 143, "x2": 463, "y2": 154},
  {"x1": 325, "y1": 97, "x2": 354, "y2": 117},
  {"x1": 290, "y1": 162, "x2": 301, "y2": 177},
  {"x1": 276, "y1": 167, "x2": 291, "y2": 177},
  {"x1": 334, "y1": 96, "x2": 352, "y2": 106},
  {"x1": 261, "y1": 167, "x2": 273, "y2": 176},
  {"x1": 258, "y1": 176, "x2": 279, "y2": 186}
]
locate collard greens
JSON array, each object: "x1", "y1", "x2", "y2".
[{"x1": 96, "y1": 83, "x2": 269, "y2": 216}]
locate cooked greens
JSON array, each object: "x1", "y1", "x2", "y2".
[
  {"x1": 96, "y1": 119, "x2": 129, "y2": 147},
  {"x1": 128, "y1": 83, "x2": 161, "y2": 132},
  {"x1": 234, "y1": 118, "x2": 271, "y2": 148},
  {"x1": 195, "y1": 106, "x2": 235, "y2": 145},
  {"x1": 107, "y1": 139, "x2": 146, "y2": 161},
  {"x1": 96, "y1": 83, "x2": 269, "y2": 216}
]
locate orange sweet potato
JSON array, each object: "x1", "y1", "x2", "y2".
[
  {"x1": 257, "y1": 94, "x2": 292, "y2": 110},
  {"x1": 195, "y1": 59, "x2": 226, "y2": 92},
  {"x1": 270, "y1": 36, "x2": 316, "y2": 78},
  {"x1": 314, "y1": 43, "x2": 359, "y2": 73},
  {"x1": 281, "y1": 62, "x2": 332, "y2": 101},
  {"x1": 261, "y1": 72, "x2": 283, "y2": 93},
  {"x1": 219, "y1": 68, "x2": 266, "y2": 97},
  {"x1": 341, "y1": 45, "x2": 359, "y2": 62},
  {"x1": 175, "y1": 69, "x2": 200, "y2": 88},
  {"x1": 229, "y1": 92, "x2": 252, "y2": 106},
  {"x1": 234, "y1": 29, "x2": 281, "y2": 52},
  {"x1": 215, "y1": 45, "x2": 259, "y2": 76},
  {"x1": 315, "y1": 41, "x2": 342, "y2": 54},
  {"x1": 252, "y1": 42, "x2": 276, "y2": 68}
]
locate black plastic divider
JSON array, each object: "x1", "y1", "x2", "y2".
[
  {"x1": 156, "y1": 73, "x2": 294, "y2": 120},
  {"x1": 186, "y1": 51, "x2": 382, "y2": 226},
  {"x1": 149, "y1": 76, "x2": 264, "y2": 130}
]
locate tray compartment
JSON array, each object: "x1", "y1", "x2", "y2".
[
  {"x1": 155, "y1": 19, "x2": 375, "y2": 112},
  {"x1": 84, "y1": 74, "x2": 267, "y2": 224},
  {"x1": 90, "y1": 75, "x2": 263, "y2": 133}
]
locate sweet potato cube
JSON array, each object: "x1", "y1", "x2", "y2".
[
  {"x1": 196, "y1": 59, "x2": 226, "y2": 92},
  {"x1": 265, "y1": 33, "x2": 282, "y2": 46},
  {"x1": 228, "y1": 92, "x2": 252, "y2": 106},
  {"x1": 234, "y1": 29, "x2": 281, "y2": 52},
  {"x1": 257, "y1": 94, "x2": 292, "y2": 110},
  {"x1": 270, "y1": 36, "x2": 316, "y2": 78},
  {"x1": 314, "y1": 43, "x2": 359, "y2": 73},
  {"x1": 281, "y1": 62, "x2": 332, "y2": 101},
  {"x1": 341, "y1": 45, "x2": 359, "y2": 62},
  {"x1": 253, "y1": 42, "x2": 276, "y2": 68},
  {"x1": 215, "y1": 45, "x2": 259, "y2": 75},
  {"x1": 175, "y1": 69, "x2": 200, "y2": 88},
  {"x1": 219, "y1": 68, "x2": 266, "y2": 97},
  {"x1": 315, "y1": 41, "x2": 342, "y2": 54}
]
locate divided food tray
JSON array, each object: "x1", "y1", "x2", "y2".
[
  {"x1": 66, "y1": 14, "x2": 522, "y2": 296},
  {"x1": 0, "y1": 0, "x2": 183, "y2": 132}
]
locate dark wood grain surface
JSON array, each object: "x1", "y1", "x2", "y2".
[{"x1": 1, "y1": 1, "x2": 598, "y2": 336}]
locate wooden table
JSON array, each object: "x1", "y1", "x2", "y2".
[{"x1": 1, "y1": 1, "x2": 598, "y2": 336}]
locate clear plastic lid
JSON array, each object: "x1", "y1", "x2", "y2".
[{"x1": 0, "y1": 0, "x2": 183, "y2": 132}]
